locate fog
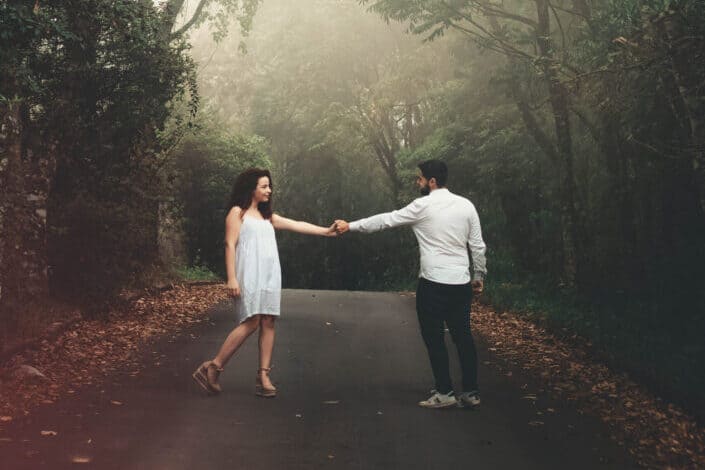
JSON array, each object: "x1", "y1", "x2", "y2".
[{"x1": 4, "y1": 0, "x2": 704, "y2": 425}]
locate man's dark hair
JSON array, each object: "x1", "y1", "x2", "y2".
[
  {"x1": 418, "y1": 160, "x2": 448, "y2": 187},
  {"x1": 227, "y1": 168, "x2": 273, "y2": 219}
]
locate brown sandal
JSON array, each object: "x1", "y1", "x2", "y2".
[
  {"x1": 255, "y1": 367, "x2": 277, "y2": 398},
  {"x1": 192, "y1": 361, "x2": 223, "y2": 394}
]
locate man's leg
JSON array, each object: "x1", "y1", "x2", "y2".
[
  {"x1": 416, "y1": 278, "x2": 453, "y2": 394},
  {"x1": 445, "y1": 283, "x2": 479, "y2": 393}
]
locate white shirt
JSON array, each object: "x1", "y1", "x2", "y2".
[{"x1": 349, "y1": 188, "x2": 487, "y2": 285}]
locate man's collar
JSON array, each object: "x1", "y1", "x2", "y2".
[{"x1": 429, "y1": 187, "x2": 449, "y2": 196}]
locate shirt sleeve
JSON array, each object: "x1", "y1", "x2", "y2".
[
  {"x1": 468, "y1": 204, "x2": 487, "y2": 281},
  {"x1": 349, "y1": 198, "x2": 427, "y2": 233}
]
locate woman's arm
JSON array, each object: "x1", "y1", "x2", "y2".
[
  {"x1": 224, "y1": 206, "x2": 243, "y2": 297},
  {"x1": 271, "y1": 214, "x2": 337, "y2": 236}
]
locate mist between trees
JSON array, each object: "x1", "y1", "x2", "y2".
[{"x1": 1, "y1": 1, "x2": 704, "y2": 418}]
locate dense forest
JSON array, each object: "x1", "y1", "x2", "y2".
[{"x1": 2, "y1": 0, "x2": 704, "y2": 418}]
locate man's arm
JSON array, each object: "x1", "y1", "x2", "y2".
[
  {"x1": 468, "y1": 205, "x2": 487, "y2": 284},
  {"x1": 339, "y1": 198, "x2": 427, "y2": 234}
]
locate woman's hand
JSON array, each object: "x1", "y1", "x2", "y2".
[
  {"x1": 325, "y1": 222, "x2": 339, "y2": 237},
  {"x1": 227, "y1": 279, "x2": 241, "y2": 298}
]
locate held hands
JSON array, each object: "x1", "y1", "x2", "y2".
[
  {"x1": 322, "y1": 219, "x2": 349, "y2": 236},
  {"x1": 227, "y1": 279, "x2": 241, "y2": 298},
  {"x1": 334, "y1": 220, "x2": 350, "y2": 235}
]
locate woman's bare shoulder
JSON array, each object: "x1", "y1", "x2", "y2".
[{"x1": 226, "y1": 206, "x2": 243, "y2": 220}]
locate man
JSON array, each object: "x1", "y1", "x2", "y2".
[{"x1": 335, "y1": 160, "x2": 487, "y2": 409}]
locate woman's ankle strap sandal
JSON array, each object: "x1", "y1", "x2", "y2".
[
  {"x1": 255, "y1": 367, "x2": 277, "y2": 398},
  {"x1": 192, "y1": 361, "x2": 223, "y2": 394}
]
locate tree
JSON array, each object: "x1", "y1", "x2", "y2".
[
  {"x1": 0, "y1": 1, "x2": 199, "y2": 325},
  {"x1": 361, "y1": 0, "x2": 591, "y2": 286}
]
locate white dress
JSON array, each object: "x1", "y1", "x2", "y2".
[{"x1": 233, "y1": 216, "x2": 282, "y2": 324}]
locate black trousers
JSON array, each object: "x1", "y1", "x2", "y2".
[{"x1": 416, "y1": 277, "x2": 478, "y2": 394}]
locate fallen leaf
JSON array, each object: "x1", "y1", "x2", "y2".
[{"x1": 41, "y1": 430, "x2": 58, "y2": 436}]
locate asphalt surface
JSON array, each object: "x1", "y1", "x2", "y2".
[{"x1": 0, "y1": 290, "x2": 639, "y2": 469}]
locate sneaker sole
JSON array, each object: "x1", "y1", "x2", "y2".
[
  {"x1": 418, "y1": 401, "x2": 458, "y2": 409},
  {"x1": 457, "y1": 400, "x2": 480, "y2": 409}
]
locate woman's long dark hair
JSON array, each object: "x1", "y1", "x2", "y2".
[{"x1": 227, "y1": 168, "x2": 273, "y2": 219}]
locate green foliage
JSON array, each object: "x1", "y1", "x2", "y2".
[
  {"x1": 171, "y1": 113, "x2": 271, "y2": 275},
  {"x1": 1, "y1": 1, "x2": 199, "y2": 307},
  {"x1": 170, "y1": 0, "x2": 262, "y2": 44},
  {"x1": 176, "y1": 264, "x2": 221, "y2": 282}
]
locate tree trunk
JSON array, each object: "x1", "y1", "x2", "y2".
[
  {"x1": 534, "y1": 0, "x2": 585, "y2": 288},
  {"x1": 656, "y1": 10, "x2": 705, "y2": 215}
]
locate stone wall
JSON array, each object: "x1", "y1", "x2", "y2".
[{"x1": 0, "y1": 102, "x2": 51, "y2": 330}]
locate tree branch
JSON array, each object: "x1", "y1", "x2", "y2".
[
  {"x1": 172, "y1": 0, "x2": 210, "y2": 38},
  {"x1": 476, "y1": 3, "x2": 538, "y2": 29},
  {"x1": 548, "y1": 1, "x2": 567, "y2": 52},
  {"x1": 450, "y1": 21, "x2": 537, "y2": 61},
  {"x1": 516, "y1": 99, "x2": 559, "y2": 162}
]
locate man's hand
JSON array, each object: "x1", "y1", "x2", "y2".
[
  {"x1": 335, "y1": 219, "x2": 350, "y2": 234},
  {"x1": 471, "y1": 279, "x2": 484, "y2": 294}
]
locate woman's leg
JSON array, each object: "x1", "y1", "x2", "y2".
[
  {"x1": 212, "y1": 315, "x2": 261, "y2": 368},
  {"x1": 258, "y1": 315, "x2": 276, "y2": 389},
  {"x1": 193, "y1": 315, "x2": 261, "y2": 393}
]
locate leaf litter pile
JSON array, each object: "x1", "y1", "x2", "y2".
[
  {"x1": 472, "y1": 302, "x2": 705, "y2": 469},
  {"x1": 0, "y1": 284, "x2": 227, "y2": 421}
]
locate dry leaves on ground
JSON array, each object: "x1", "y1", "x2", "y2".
[
  {"x1": 0, "y1": 284, "x2": 227, "y2": 420},
  {"x1": 472, "y1": 302, "x2": 705, "y2": 469}
]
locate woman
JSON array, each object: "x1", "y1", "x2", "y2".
[{"x1": 192, "y1": 168, "x2": 336, "y2": 397}]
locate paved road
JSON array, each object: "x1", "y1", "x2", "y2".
[{"x1": 1, "y1": 290, "x2": 639, "y2": 469}]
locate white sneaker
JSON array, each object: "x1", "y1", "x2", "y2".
[
  {"x1": 418, "y1": 390, "x2": 457, "y2": 409},
  {"x1": 457, "y1": 391, "x2": 481, "y2": 408}
]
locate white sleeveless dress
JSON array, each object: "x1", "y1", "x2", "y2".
[{"x1": 233, "y1": 216, "x2": 282, "y2": 324}]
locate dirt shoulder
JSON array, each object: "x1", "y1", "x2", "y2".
[
  {"x1": 472, "y1": 303, "x2": 705, "y2": 469},
  {"x1": 0, "y1": 284, "x2": 227, "y2": 420}
]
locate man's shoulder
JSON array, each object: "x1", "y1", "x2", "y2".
[
  {"x1": 407, "y1": 194, "x2": 432, "y2": 207},
  {"x1": 444, "y1": 190, "x2": 475, "y2": 206}
]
